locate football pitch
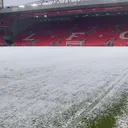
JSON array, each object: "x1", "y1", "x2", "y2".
[{"x1": 0, "y1": 47, "x2": 127, "y2": 128}]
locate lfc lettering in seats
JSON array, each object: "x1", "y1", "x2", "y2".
[
  {"x1": 66, "y1": 33, "x2": 85, "y2": 41},
  {"x1": 120, "y1": 31, "x2": 128, "y2": 40},
  {"x1": 23, "y1": 33, "x2": 36, "y2": 41},
  {"x1": 23, "y1": 31, "x2": 128, "y2": 42}
]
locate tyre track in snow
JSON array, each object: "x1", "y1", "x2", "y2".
[{"x1": 60, "y1": 68, "x2": 128, "y2": 128}]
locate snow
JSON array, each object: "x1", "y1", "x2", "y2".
[
  {"x1": 116, "y1": 103, "x2": 128, "y2": 128},
  {"x1": 116, "y1": 89, "x2": 128, "y2": 128},
  {"x1": 0, "y1": 47, "x2": 127, "y2": 128}
]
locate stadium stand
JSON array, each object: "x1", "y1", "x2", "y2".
[
  {"x1": 12, "y1": 16, "x2": 128, "y2": 46},
  {"x1": 0, "y1": 38, "x2": 4, "y2": 46},
  {"x1": 1, "y1": 0, "x2": 128, "y2": 46}
]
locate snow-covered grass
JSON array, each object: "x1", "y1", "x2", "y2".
[
  {"x1": 0, "y1": 47, "x2": 127, "y2": 128},
  {"x1": 77, "y1": 91, "x2": 127, "y2": 128},
  {"x1": 115, "y1": 96, "x2": 128, "y2": 128}
]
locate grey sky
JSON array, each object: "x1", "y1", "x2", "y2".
[{"x1": 4, "y1": 0, "x2": 36, "y2": 6}]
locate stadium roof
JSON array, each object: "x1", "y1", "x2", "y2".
[
  {"x1": 5, "y1": 0, "x2": 128, "y2": 8},
  {"x1": 4, "y1": 0, "x2": 128, "y2": 6},
  {"x1": 1, "y1": 0, "x2": 128, "y2": 13}
]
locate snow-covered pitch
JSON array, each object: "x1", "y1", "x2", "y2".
[{"x1": 0, "y1": 47, "x2": 127, "y2": 128}]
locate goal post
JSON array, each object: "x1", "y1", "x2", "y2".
[{"x1": 66, "y1": 41, "x2": 84, "y2": 46}]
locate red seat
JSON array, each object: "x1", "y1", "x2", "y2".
[{"x1": 14, "y1": 19, "x2": 128, "y2": 46}]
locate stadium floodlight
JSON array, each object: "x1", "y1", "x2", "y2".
[
  {"x1": 106, "y1": 13, "x2": 110, "y2": 15},
  {"x1": 95, "y1": 14, "x2": 99, "y2": 16},
  {"x1": 42, "y1": 1, "x2": 53, "y2": 5},
  {"x1": 31, "y1": 3, "x2": 38, "y2": 7},
  {"x1": 44, "y1": 15, "x2": 47, "y2": 18},
  {"x1": 18, "y1": 5, "x2": 25, "y2": 8}
]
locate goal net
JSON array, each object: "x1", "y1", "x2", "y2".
[{"x1": 66, "y1": 41, "x2": 84, "y2": 46}]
